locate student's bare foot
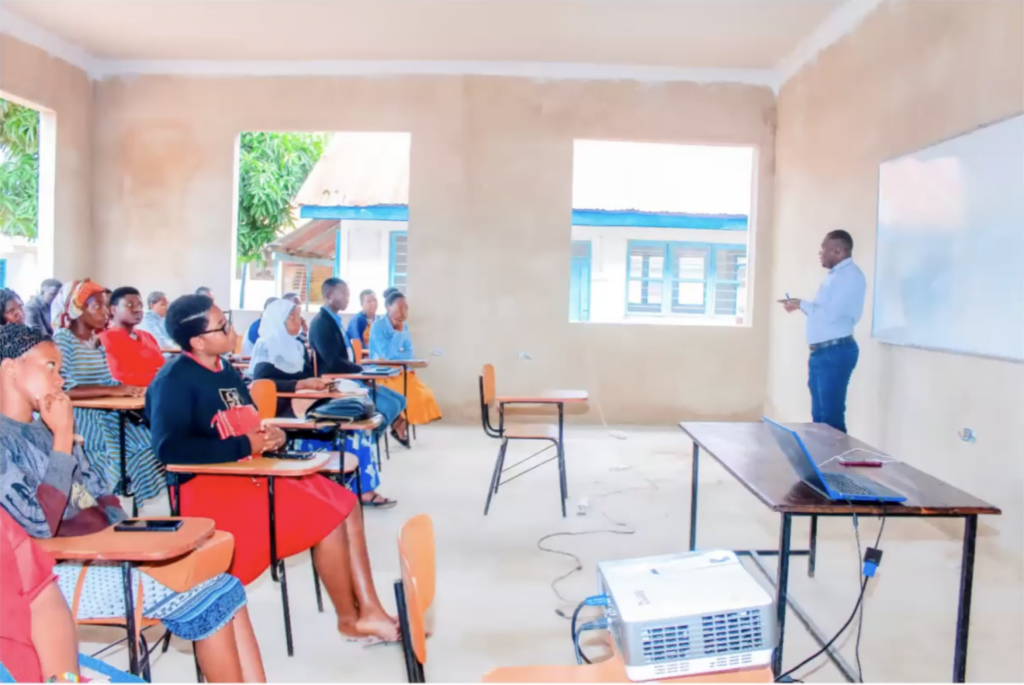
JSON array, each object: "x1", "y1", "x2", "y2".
[
  {"x1": 356, "y1": 612, "x2": 400, "y2": 642},
  {"x1": 337, "y1": 618, "x2": 363, "y2": 640}
]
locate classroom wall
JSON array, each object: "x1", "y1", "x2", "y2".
[
  {"x1": 89, "y1": 75, "x2": 777, "y2": 423},
  {"x1": 0, "y1": 35, "x2": 94, "y2": 279},
  {"x1": 769, "y1": 0, "x2": 1024, "y2": 550}
]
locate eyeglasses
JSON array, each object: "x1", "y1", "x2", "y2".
[{"x1": 199, "y1": 321, "x2": 233, "y2": 336}]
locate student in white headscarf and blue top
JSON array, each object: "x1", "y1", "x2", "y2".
[{"x1": 249, "y1": 299, "x2": 395, "y2": 508}]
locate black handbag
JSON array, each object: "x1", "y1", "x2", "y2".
[{"x1": 306, "y1": 395, "x2": 375, "y2": 422}]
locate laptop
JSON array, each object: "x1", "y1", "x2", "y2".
[{"x1": 762, "y1": 417, "x2": 906, "y2": 504}]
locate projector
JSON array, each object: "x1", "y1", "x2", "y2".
[{"x1": 597, "y1": 550, "x2": 775, "y2": 681}]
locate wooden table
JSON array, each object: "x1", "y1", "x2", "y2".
[
  {"x1": 484, "y1": 659, "x2": 771, "y2": 683},
  {"x1": 72, "y1": 396, "x2": 146, "y2": 516},
  {"x1": 166, "y1": 453, "x2": 329, "y2": 657},
  {"x1": 277, "y1": 390, "x2": 365, "y2": 400},
  {"x1": 493, "y1": 390, "x2": 588, "y2": 517},
  {"x1": 679, "y1": 421, "x2": 1001, "y2": 682},
  {"x1": 40, "y1": 518, "x2": 215, "y2": 676}
]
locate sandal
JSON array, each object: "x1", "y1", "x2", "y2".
[
  {"x1": 390, "y1": 427, "x2": 411, "y2": 449},
  {"x1": 361, "y1": 493, "x2": 398, "y2": 509}
]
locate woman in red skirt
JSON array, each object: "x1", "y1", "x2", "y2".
[{"x1": 146, "y1": 295, "x2": 398, "y2": 643}]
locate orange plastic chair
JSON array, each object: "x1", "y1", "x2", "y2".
[
  {"x1": 351, "y1": 338, "x2": 365, "y2": 363},
  {"x1": 249, "y1": 379, "x2": 278, "y2": 420},
  {"x1": 395, "y1": 515, "x2": 435, "y2": 683}
]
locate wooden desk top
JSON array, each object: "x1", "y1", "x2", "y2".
[
  {"x1": 679, "y1": 422, "x2": 1001, "y2": 516},
  {"x1": 37, "y1": 518, "x2": 215, "y2": 562},
  {"x1": 324, "y1": 371, "x2": 400, "y2": 381},
  {"x1": 277, "y1": 390, "x2": 364, "y2": 400},
  {"x1": 166, "y1": 451, "x2": 331, "y2": 477},
  {"x1": 496, "y1": 390, "x2": 589, "y2": 404},
  {"x1": 71, "y1": 396, "x2": 146, "y2": 411},
  {"x1": 263, "y1": 415, "x2": 383, "y2": 432},
  {"x1": 364, "y1": 359, "x2": 428, "y2": 369},
  {"x1": 483, "y1": 658, "x2": 770, "y2": 683}
]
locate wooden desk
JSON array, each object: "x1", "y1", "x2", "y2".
[
  {"x1": 364, "y1": 359, "x2": 429, "y2": 369},
  {"x1": 39, "y1": 517, "x2": 214, "y2": 676},
  {"x1": 166, "y1": 452, "x2": 330, "y2": 657},
  {"x1": 262, "y1": 415, "x2": 383, "y2": 432},
  {"x1": 679, "y1": 421, "x2": 1001, "y2": 683},
  {"x1": 72, "y1": 396, "x2": 146, "y2": 516},
  {"x1": 483, "y1": 659, "x2": 771, "y2": 683},
  {"x1": 277, "y1": 390, "x2": 364, "y2": 400},
  {"x1": 325, "y1": 371, "x2": 401, "y2": 381},
  {"x1": 493, "y1": 390, "x2": 588, "y2": 517}
]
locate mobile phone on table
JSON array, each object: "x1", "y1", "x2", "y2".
[
  {"x1": 838, "y1": 457, "x2": 883, "y2": 467},
  {"x1": 264, "y1": 450, "x2": 315, "y2": 460},
  {"x1": 114, "y1": 519, "x2": 183, "y2": 533}
]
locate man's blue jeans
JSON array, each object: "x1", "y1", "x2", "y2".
[{"x1": 808, "y1": 339, "x2": 859, "y2": 433}]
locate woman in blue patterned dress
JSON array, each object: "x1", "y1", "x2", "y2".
[{"x1": 49, "y1": 280, "x2": 166, "y2": 505}]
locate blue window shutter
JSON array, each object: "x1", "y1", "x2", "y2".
[
  {"x1": 0, "y1": 259, "x2": 6, "y2": 288},
  {"x1": 389, "y1": 232, "x2": 408, "y2": 293},
  {"x1": 712, "y1": 246, "x2": 747, "y2": 316},
  {"x1": 569, "y1": 241, "x2": 591, "y2": 322}
]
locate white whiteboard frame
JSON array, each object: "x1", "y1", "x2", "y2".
[{"x1": 870, "y1": 112, "x2": 1024, "y2": 364}]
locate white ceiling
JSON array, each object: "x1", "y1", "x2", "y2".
[{"x1": 0, "y1": 0, "x2": 883, "y2": 88}]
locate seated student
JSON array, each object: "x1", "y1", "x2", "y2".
[
  {"x1": 49, "y1": 281, "x2": 166, "y2": 506},
  {"x1": 281, "y1": 292, "x2": 309, "y2": 342},
  {"x1": 0, "y1": 324, "x2": 266, "y2": 683},
  {"x1": 99, "y1": 287, "x2": 166, "y2": 387},
  {"x1": 24, "y1": 279, "x2": 62, "y2": 336},
  {"x1": 346, "y1": 289, "x2": 378, "y2": 351},
  {"x1": 137, "y1": 290, "x2": 176, "y2": 351},
  {"x1": 243, "y1": 297, "x2": 277, "y2": 357},
  {"x1": 310, "y1": 278, "x2": 410, "y2": 446},
  {"x1": 1, "y1": 288, "x2": 26, "y2": 326},
  {"x1": 369, "y1": 290, "x2": 442, "y2": 427},
  {"x1": 195, "y1": 286, "x2": 214, "y2": 303},
  {"x1": 146, "y1": 295, "x2": 399, "y2": 642},
  {"x1": 252, "y1": 299, "x2": 395, "y2": 508}
]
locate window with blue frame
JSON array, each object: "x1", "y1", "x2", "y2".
[
  {"x1": 389, "y1": 231, "x2": 408, "y2": 293},
  {"x1": 0, "y1": 259, "x2": 6, "y2": 289},
  {"x1": 626, "y1": 241, "x2": 747, "y2": 317},
  {"x1": 569, "y1": 241, "x2": 591, "y2": 322}
]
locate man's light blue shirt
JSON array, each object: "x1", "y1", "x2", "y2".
[{"x1": 799, "y1": 258, "x2": 866, "y2": 345}]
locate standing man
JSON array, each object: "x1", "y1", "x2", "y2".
[
  {"x1": 24, "y1": 279, "x2": 61, "y2": 336},
  {"x1": 781, "y1": 230, "x2": 866, "y2": 434}
]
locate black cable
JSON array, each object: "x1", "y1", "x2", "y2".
[
  {"x1": 573, "y1": 626, "x2": 593, "y2": 665},
  {"x1": 570, "y1": 600, "x2": 586, "y2": 664},
  {"x1": 855, "y1": 513, "x2": 886, "y2": 682},
  {"x1": 537, "y1": 528, "x2": 634, "y2": 606},
  {"x1": 776, "y1": 509, "x2": 887, "y2": 683}
]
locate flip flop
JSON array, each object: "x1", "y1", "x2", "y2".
[
  {"x1": 361, "y1": 493, "x2": 399, "y2": 509},
  {"x1": 390, "y1": 428, "x2": 411, "y2": 448}
]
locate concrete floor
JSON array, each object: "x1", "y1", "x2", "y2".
[{"x1": 78, "y1": 425, "x2": 1024, "y2": 682}]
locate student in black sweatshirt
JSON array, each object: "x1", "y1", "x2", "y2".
[
  {"x1": 309, "y1": 278, "x2": 410, "y2": 446},
  {"x1": 146, "y1": 295, "x2": 399, "y2": 642}
]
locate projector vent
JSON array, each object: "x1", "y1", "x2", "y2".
[
  {"x1": 701, "y1": 609, "x2": 764, "y2": 655},
  {"x1": 641, "y1": 624, "x2": 692, "y2": 664}
]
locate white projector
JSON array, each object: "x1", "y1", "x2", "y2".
[{"x1": 597, "y1": 550, "x2": 775, "y2": 681}]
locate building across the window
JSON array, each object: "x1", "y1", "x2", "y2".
[
  {"x1": 389, "y1": 231, "x2": 408, "y2": 294},
  {"x1": 626, "y1": 241, "x2": 747, "y2": 318}
]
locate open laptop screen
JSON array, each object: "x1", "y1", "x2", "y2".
[{"x1": 763, "y1": 418, "x2": 828, "y2": 493}]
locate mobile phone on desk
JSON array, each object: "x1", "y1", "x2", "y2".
[
  {"x1": 838, "y1": 457, "x2": 884, "y2": 467},
  {"x1": 114, "y1": 519, "x2": 183, "y2": 533},
  {"x1": 263, "y1": 450, "x2": 315, "y2": 460}
]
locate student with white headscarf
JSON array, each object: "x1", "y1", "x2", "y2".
[{"x1": 250, "y1": 299, "x2": 395, "y2": 508}]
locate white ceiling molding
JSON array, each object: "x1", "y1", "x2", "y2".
[
  {"x1": 0, "y1": 7, "x2": 98, "y2": 77},
  {"x1": 3, "y1": 0, "x2": 884, "y2": 93},
  {"x1": 772, "y1": 0, "x2": 886, "y2": 89},
  {"x1": 97, "y1": 59, "x2": 777, "y2": 88}
]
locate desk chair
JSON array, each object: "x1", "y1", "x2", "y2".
[
  {"x1": 478, "y1": 365, "x2": 563, "y2": 516},
  {"x1": 351, "y1": 338, "x2": 364, "y2": 363},
  {"x1": 394, "y1": 515, "x2": 435, "y2": 683}
]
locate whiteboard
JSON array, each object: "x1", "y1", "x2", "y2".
[{"x1": 872, "y1": 114, "x2": 1024, "y2": 362}]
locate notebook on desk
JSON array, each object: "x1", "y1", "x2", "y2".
[
  {"x1": 763, "y1": 417, "x2": 906, "y2": 504},
  {"x1": 360, "y1": 365, "x2": 401, "y2": 377}
]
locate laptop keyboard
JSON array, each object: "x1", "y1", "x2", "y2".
[{"x1": 822, "y1": 472, "x2": 877, "y2": 497}]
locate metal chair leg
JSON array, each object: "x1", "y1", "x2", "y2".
[
  {"x1": 558, "y1": 441, "x2": 567, "y2": 518},
  {"x1": 193, "y1": 646, "x2": 204, "y2": 682},
  {"x1": 279, "y1": 560, "x2": 294, "y2": 657},
  {"x1": 139, "y1": 633, "x2": 152, "y2": 683},
  {"x1": 411, "y1": 424, "x2": 417, "y2": 440},
  {"x1": 161, "y1": 629, "x2": 172, "y2": 653},
  {"x1": 312, "y1": 549, "x2": 324, "y2": 613},
  {"x1": 484, "y1": 440, "x2": 508, "y2": 516}
]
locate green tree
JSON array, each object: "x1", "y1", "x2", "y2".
[
  {"x1": 236, "y1": 131, "x2": 329, "y2": 264},
  {"x1": 0, "y1": 99, "x2": 40, "y2": 239}
]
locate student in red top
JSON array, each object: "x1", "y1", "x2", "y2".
[
  {"x1": 99, "y1": 287, "x2": 165, "y2": 387},
  {"x1": 0, "y1": 508, "x2": 79, "y2": 683}
]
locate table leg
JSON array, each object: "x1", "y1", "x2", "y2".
[
  {"x1": 808, "y1": 515, "x2": 818, "y2": 578},
  {"x1": 689, "y1": 442, "x2": 699, "y2": 552},
  {"x1": 403, "y1": 367, "x2": 415, "y2": 445},
  {"x1": 268, "y1": 476, "x2": 294, "y2": 657},
  {"x1": 952, "y1": 515, "x2": 978, "y2": 682},
  {"x1": 558, "y1": 403, "x2": 567, "y2": 517},
  {"x1": 118, "y1": 411, "x2": 137, "y2": 517},
  {"x1": 122, "y1": 562, "x2": 140, "y2": 676},
  {"x1": 772, "y1": 514, "x2": 793, "y2": 676}
]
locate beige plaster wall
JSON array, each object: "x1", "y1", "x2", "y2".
[
  {"x1": 770, "y1": 0, "x2": 1023, "y2": 548},
  {"x1": 91, "y1": 75, "x2": 777, "y2": 423},
  {"x1": 0, "y1": 34, "x2": 93, "y2": 277}
]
